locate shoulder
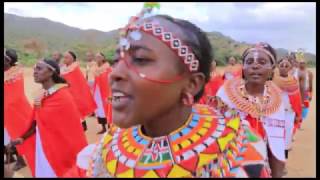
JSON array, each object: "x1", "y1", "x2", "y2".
[
  {"x1": 47, "y1": 84, "x2": 72, "y2": 100},
  {"x1": 61, "y1": 62, "x2": 80, "y2": 75},
  {"x1": 192, "y1": 104, "x2": 269, "y2": 177},
  {"x1": 216, "y1": 78, "x2": 242, "y2": 107},
  {"x1": 267, "y1": 81, "x2": 282, "y2": 94},
  {"x1": 4, "y1": 65, "x2": 24, "y2": 83}
]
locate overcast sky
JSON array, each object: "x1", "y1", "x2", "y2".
[{"x1": 4, "y1": 2, "x2": 316, "y2": 54}]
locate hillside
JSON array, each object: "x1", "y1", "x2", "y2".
[{"x1": 4, "y1": 13, "x2": 316, "y2": 66}]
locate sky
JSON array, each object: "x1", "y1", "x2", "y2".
[{"x1": 4, "y1": 2, "x2": 316, "y2": 54}]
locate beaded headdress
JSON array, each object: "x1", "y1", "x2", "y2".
[
  {"x1": 118, "y1": 2, "x2": 200, "y2": 73},
  {"x1": 242, "y1": 42, "x2": 276, "y2": 65}
]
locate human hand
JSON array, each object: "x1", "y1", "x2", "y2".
[
  {"x1": 294, "y1": 116, "x2": 302, "y2": 124},
  {"x1": 8, "y1": 138, "x2": 24, "y2": 149}
]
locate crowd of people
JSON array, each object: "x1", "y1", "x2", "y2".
[{"x1": 4, "y1": 3, "x2": 313, "y2": 178}]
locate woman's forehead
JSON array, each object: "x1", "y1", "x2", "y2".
[
  {"x1": 35, "y1": 62, "x2": 47, "y2": 68},
  {"x1": 95, "y1": 53, "x2": 103, "y2": 57},
  {"x1": 245, "y1": 49, "x2": 271, "y2": 59},
  {"x1": 279, "y1": 59, "x2": 290, "y2": 64},
  {"x1": 141, "y1": 16, "x2": 196, "y2": 48},
  {"x1": 64, "y1": 52, "x2": 71, "y2": 57}
]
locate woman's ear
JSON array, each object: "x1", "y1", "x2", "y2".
[
  {"x1": 183, "y1": 72, "x2": 206, "y2": 96},
  {"x1": 47, "y1": 69, "x2": 55, "y2": 79}
]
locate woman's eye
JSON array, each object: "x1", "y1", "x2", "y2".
[
  {"x1": 245, "y1": 58, "x2": 253, "y2": 64},
  {"x1": 259, "y1": 60, "x2": 266, "y2": 65},
  {"x1": 132, "y1": 57, "x2": 150, "y2": 65},
  {"x1": 111, "y1": 59, "x2": 119, "y2": 67}
]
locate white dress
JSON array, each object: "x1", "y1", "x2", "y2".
[
  {"x1": 94, "y1": 85, "x2": 106, "y2": 118},
  {"x1": 4, "y1": 128, "x2": 10, "y2": 146},
  {"x1": 216, "y1": 86, "x2": 288, "y2": 162},
  {"x1": 281, "y1": 92, "x2": 295, "y2": 150},
  {"x1": 35, "y1": 126, "x2": 57, "y2": 177}
]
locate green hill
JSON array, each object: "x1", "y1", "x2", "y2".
[{"x1": 4, "y1": 13, "x2": 316, "y2": 67}]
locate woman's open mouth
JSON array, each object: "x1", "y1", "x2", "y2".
[{"x1": 111, "y1": 90, "x2": 132, "y2": 110}]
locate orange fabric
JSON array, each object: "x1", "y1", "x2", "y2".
[
  {"x1": 94, "y1": 66, "x2": 113, "y2": 124},
  {"x1": 4, "y1": 70, "x2": 35, "y2": 176},
  {"x1": 34, "y1": 87, "x2": 88, "y2": 176},
  {"x1": 62, "y1": 65, "x2": 97, "y2": 119}
]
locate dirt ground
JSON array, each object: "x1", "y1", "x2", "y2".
[{"x1": 9, "y1": 67, "x2": 316, "y2": 178}]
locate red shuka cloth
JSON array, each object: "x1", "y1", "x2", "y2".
[
  {"x1": 199, "y1": 74, "x2": 224, "y2": 104},
  {"x1": 246, "y1": 114, "x2": 266, "y2": 139},
  {"x1": 61, "y1": 63, "x2": 97, "y2": 119},
  {"x1": 4, "y1": 67, "x2": 35, "y2": 176},
  {"x1": 94, "y1": 65, "x2": 113, "y2": 124},
  {"x1": 31, "y1": 85, "x2": 88, "y2": 177},
  {"x1": 223, "y1": 64, "x2": 242, "y2": 80}
]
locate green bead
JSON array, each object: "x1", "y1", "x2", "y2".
[{"x1": 246, "y1": 129, "x2": 259, "y2": 142}]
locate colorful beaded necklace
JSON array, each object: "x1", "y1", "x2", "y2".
[{"x1": 224, "y1": 78, "x2": 282, "y2": 119}]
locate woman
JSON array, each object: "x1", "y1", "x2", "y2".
[
  {"x1": 9, "y1": 59, "x2": 88, "y2": 177},
  {"x1": 65, "y1": 5, "x2": 271, "y2": 178},
  {"x1": 61, "y1": 51, "x2": 97, "y2": 131},
  {"x1": 4, "y1": 48, "x2": 33, "y2": 171},
  {"x1": 85, "y1": 51, "x2": 97, "y2": 95},
  {"x1": 297, "y1": 59, "x2": 313, "y2": 122},
  {"x1": 273, "y1": 57, "x2": 302, "y2": 163},
  {"x1": 93, "y1": 52, "x2": 112, "y2": 134},
  {"x1": 288, "y1": 55, "x2": 305, "y2": 132},
  {"x1": 51, "y1": 51, "x2": 62, "y2": 65},
  {"x1": 199, "y1": 60, "x2": 224, "y2": 105},
  {"x1": 217, "y1": 42, "x2": 291, "y2": 177},
  {"x1": 223, "y1": 56, "x2": 242, "y2": 80}
]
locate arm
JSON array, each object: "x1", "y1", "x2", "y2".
[
  {"x1": 299, "y1": 72, "x2": 306, "y2": 105},
  {"x1": 10, "y1": 120, "x2": 37, "y2": 146},
  {"x1": 85, "y1": 65, "x2": 89, "y2": 80},
  {"x1": 21, "y1": 120, "x2": 37, "y2": 141},
  {"x1": 309, "y1": 71, "x2": 313, "y2": 93}
]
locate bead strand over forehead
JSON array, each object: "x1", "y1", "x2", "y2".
[
  {"x1": 37, "y1": 60, "x2": 57, "y2": 72},
  {"x1": 118, "y1": 2, "x2": 200, "y2": 72},
  {"x1": 243, "y1": 42, "x2": 276, "y2": 64}
]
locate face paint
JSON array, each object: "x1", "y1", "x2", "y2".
[
  {"x1": 253, "y1": 51, "x2": 259, "y2": 62},
  {"x1": 243, "y1": 42, "x2": 276, "y2": 65}
]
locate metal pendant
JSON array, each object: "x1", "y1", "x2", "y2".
[
  {"x1": 129, "y1": 30, "x2": 142, "y2": 41},
  {"x1": 119, "y1": 37, "x2": 130, "y2": 50}
]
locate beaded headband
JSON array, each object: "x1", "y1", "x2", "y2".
[
  {"x1": 38, "y1": 60, "x2": 57, "y2": 72},
  {"x1": 243, "y1": 43, "x2": 276, "y2": 65},
  {"x1": 119, "y1": 3, "x2": 200, "y2": 72},
  {"x1": 4, "y1": 49, "x2": 12, "y2": 62},
  {"x1": 278, "y1": 57, "x2": 291, "y2": 65}
]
